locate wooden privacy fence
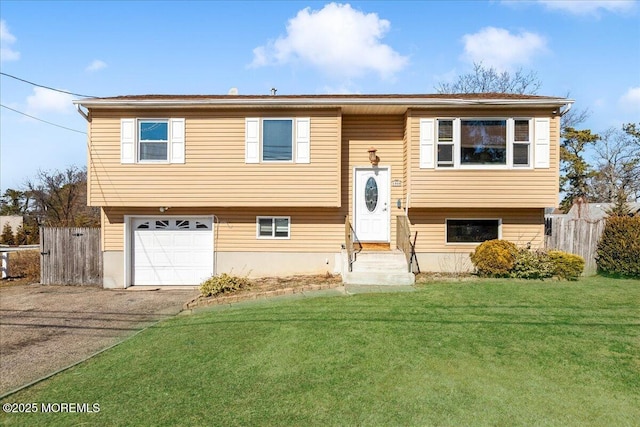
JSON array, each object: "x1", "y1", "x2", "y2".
[
  {"x1": 40, "y1": 227, "x2": 102, "y2": 285},
  {"x1": 545, "y1": 217, "x2": 605, "y2": 275}
]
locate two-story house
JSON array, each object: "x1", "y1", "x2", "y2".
[{"x1": 74, "y1": 93, "x2": 572, "y2": 288}]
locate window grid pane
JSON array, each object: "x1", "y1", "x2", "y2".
[
  {"x1": 263, "y1": 120, "x2": 293, "y2": 161},
  {"x1": 258, "y1": 218, "x2": 273, "y2": 237},
  {"x1": 274, "y1": 218, "x2": 289, "y2": 237},
  {"x1": 514, "y1": 120, "x2": 530, "y2": 142},
  {"x1": 437, "y1": 144, "x2": 454, "y2": 166},
  {"x1": 140, "y1": 122, "x2": 168, "y2": 141},
  {"x1": 438, "y1": 120, "x2": 453, "y2": 142},
  {"x1": 513, "y1": 143, "x2": 530, "y2": 166}
]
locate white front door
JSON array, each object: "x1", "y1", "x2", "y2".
[{"x1": 354, "y1": 167, "x2": 390, "y2": 242}]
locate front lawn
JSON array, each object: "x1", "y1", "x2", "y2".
[{"x1": 2, "y1": 276, "x2": 639, "y2": 426}]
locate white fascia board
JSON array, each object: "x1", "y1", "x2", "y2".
[{"x1": 73, "y1": 97, "x2": 573, "y2": 109}]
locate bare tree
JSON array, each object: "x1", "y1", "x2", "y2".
[
  {"x1": 589, "y1": 123, "x2": 640, "y2": 203},
  {"x1": 25, "y1": 166, "x2": 99, "y2": 227},
  {"x1": 435, "y1": 62, "x2": 542, "y2": 95}
]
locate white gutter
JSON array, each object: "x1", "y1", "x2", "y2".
[{"x1": 73, "y1": 97, "x2": 572, "y2": 109}]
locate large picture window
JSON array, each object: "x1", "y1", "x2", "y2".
[
  {"x1": 139, "y1": 120, "x2": 169, "y2": 161},
  {"x1": 446, "y1": 219, "x2": 500, "y2": 243},
  {"x1": 431, "y1": 118, "x2": 535, "y2": 169},
  {"x1": 262, "y1": 119, "x2": 293, "y2": 161},
  {"x1": 460, "y1": 120, "x2": 507, "y2": 165}
]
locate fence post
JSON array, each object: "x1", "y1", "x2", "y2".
[{"x1": 1, "y1": 252, "x2": 8, "y2": 279}]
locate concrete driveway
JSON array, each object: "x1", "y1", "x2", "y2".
[{"x1": 0, "y1": 284, "x2": 198, "y2": 395}]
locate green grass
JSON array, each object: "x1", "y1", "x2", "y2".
[{"x1": 2, "y1": 276, "x2": 639, "y2": 426}]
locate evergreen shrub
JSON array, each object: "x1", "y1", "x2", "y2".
[
  {"x1": 596, "y1": 215, "x2": 640, "y2": 278},
  {"x1": 548, "y1": 250, "x2": 584, "y2": 281},
  {"x1": 470, "y1": 239, "x2": 517, "y2": 277}
]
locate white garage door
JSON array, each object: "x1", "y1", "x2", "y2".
[{"x1": 133, "y1": 217, "x2": 213, "y2": 286}]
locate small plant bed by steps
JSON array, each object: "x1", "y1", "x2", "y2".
[{"x1": 186, "y1": 274, "x2": 344, "y2": 309}]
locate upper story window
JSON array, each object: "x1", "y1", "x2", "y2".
[
  {"x1": 120, "y1": 118, "x2": 185, "y2": 164},
  {"x1": 421, "y1": 117, "x2": 545, "y2": 170},
  {"x1": 262, "y1": 119, "x2": 293, "y2": 161},
  {"x1": 437, "y1": 120, "x2": 454, "y2": 168},
  {"x1": 139, "y1": 120, "x2": 169, "y2": 161},
  {"x1": 513, "y1": 119, "x2": 531, "y2": 167},
  {"x1": 245, "y1": 117, "x2": 310, "y2": 164}
]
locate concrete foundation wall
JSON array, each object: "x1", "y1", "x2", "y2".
[
  {"x1": 216, "y1": 252, "x2": 341, "y2": 278},
  {"x1": 103, "y1": 251, "x2": 125, "y2": 289},
  {"x1": 415, "y1": 252, "x2": 475, "y2": 273}
]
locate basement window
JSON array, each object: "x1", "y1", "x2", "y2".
[
  {"x1": 446, "y1": 219, "x2": 500, "y2": 243},
  {"x1": 257, "y1": 216, "x2": 290, "y2": 239}
]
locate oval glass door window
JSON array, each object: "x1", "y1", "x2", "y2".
[{"x1": 365, "y1": 177, "x2": 378, "y2": 212}]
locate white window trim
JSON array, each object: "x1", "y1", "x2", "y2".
[
  {"x1": 246, "y1": 118, "x2": 310, "y2": 164},
  {"x1": 432, "y1": 117, "x2": 537, "y2": 170},
  {"x1": 121, "y1": 118, "x2": 185, "y2": 164},
  {"x1": 444, "y1": 218, "x2": 502, "y2": 245},
  {"x1": 512, "y1": 117, "x2": 533, "y2": 168},
  {"x1": 256, "y1": 216, "x2": 291, "y2": 240},
  {"x1": 138, "y1": 119, "x2": 170, "y2": 163}
]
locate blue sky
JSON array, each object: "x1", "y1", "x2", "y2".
[{"x1": 1, "y1": 0, "x2": 639, "y2": 192}]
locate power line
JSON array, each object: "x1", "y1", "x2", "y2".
[
  {"x1": 0, "y1": 72, "x2": 97, "y2": 98},
  {"x1": 0, "y1": 104, "x2": 86, "y2": 134}
]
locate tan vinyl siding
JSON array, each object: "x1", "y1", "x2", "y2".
[
  {"x1": 88, "y1": 109, "x2": 341, "y2": 207},
  {"x1": 407, "y1": 108, "x2": 560, "y2": 208},
  {"x1": 102, "y1": 207, "x2": 345, "y2": 252},
  {"x1": 342, "y1": 115, "x2": 405, "y2": 243},
  {"x1": 408, "y1": 208, "x2": 545, "y2": 252}
]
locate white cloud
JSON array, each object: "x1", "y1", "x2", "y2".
[
  {"x1": 0, "y1": 20, "x2": 20, "y2": 62},
  {"x1": 536, "y1": 0, "x2": 636, "y2": 16},
  {"x1": 26, "y1": 87, "x2": 74, "y2": 114},
  {"x1": 461, "y1": 27, "x2": 547, "y2": 71},
  {"x1": 322, "y1": 84, "x2": 360, "y2": 94},
  {"x1": 250, "y1": 3, "x2": 408, "y2": 79},
  {"x1": 619, "y1": 86, "x2": 640, "y2": 109},
  {"x1": 86, "y1": 59, "x2": 107, "y2": 72}
]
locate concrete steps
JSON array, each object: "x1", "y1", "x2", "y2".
[{"x1": 343, "y1": 250, "x2": 415, "y2": 286}]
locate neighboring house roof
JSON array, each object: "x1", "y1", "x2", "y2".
[
  {"x1": 0, "y1": 216, "x2": 23, "y2": 232},
  {"x1": 566, "y1": 202, "x2": 640, "y2": 220},
  {"x1": 74, "y1": 93, "x2": 573, "y2": 114}
]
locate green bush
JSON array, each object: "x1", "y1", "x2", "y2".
[
  {"x1": 548, "y1": 250, "x2": 584, "y2": 281},
  {"x1": 200, "y1": 273, "x2": 252, "y2": 297},
  {"x1": 470, "y1": 239, "x2": 517, "y2": 277},
  {"x1": 596, "y1": 215, "x2": 640, "y2": 278},
  {"x1": 510, "y1": 249, "x2": 554, "y2": 279}
]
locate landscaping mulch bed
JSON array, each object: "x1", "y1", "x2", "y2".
[{"x1": 185, "y1": 274, "x2": 344, "y2": 310}]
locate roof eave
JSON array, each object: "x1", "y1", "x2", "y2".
[{"x1": 73, "y1": 97, "x2": 573, "y2": 109}]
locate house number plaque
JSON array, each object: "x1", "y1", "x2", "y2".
[{"x1": 392, "y1": 179, "x2": 402, "y2": 187}]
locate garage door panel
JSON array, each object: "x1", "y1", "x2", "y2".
[{"x1": 133, "y1": 217, "x2": 213, "y2": 286}]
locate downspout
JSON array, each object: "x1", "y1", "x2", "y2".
[
  {"x1": 76, "y1": 104, "x2": 90, "y2": 122},
  {"x1": 558, "y1": 101, "x2": 573, "y2": 117}
]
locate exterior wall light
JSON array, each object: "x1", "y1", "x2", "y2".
[
  {"x1": 368, "y1": 147, "x2": 379, "y2": 165},
  {"x1": 159, "y1": 207, "x2": 170, "y2": 213}
]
